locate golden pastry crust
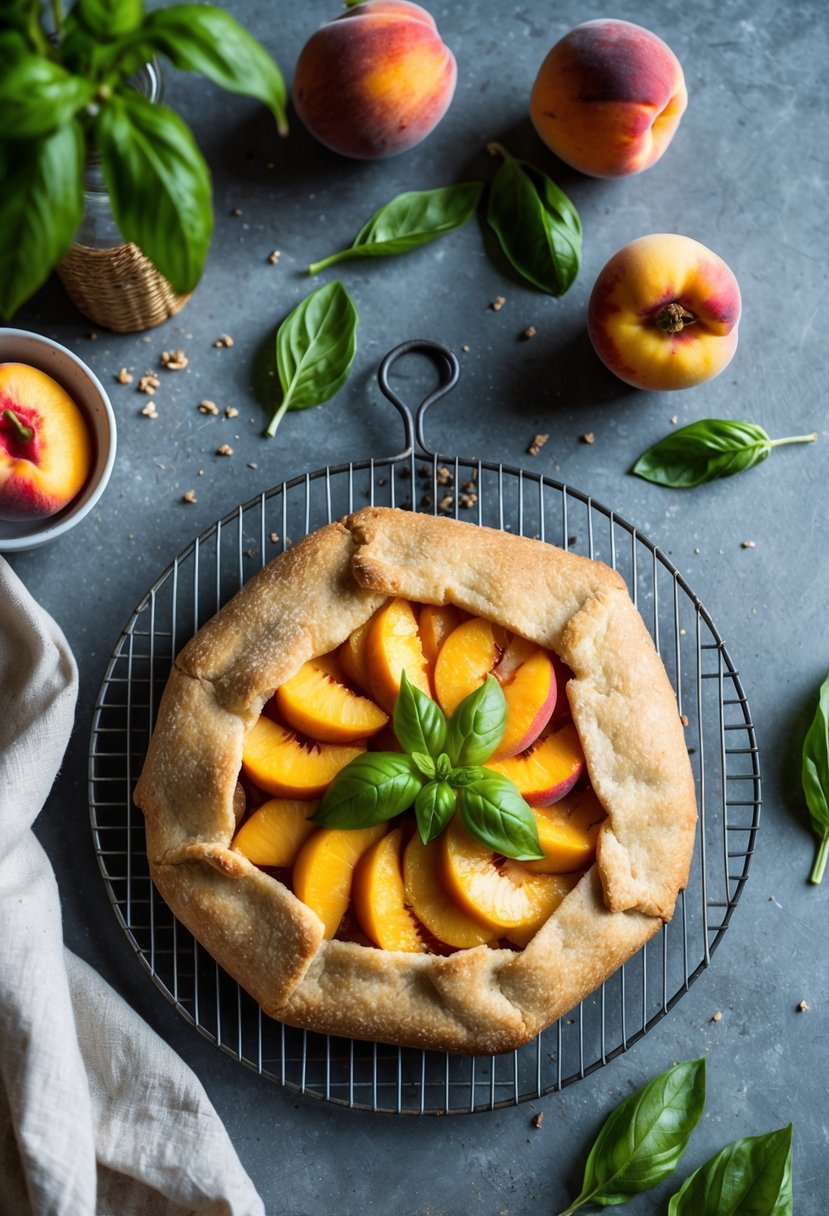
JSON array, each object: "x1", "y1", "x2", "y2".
[{"x1": 134, "y1": 508, "x2": 697, "y2": 1054}]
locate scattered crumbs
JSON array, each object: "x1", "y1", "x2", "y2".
[
  {"x1": 214, "y1": 334, "x2": 235, "y2": 348},
  {"x1": 140, "y1": 401, "x2": 158, "y2": 418},
  {"x1": 267, "y1": 250, "x2": 281, "y2": 264},
  {"x1": 490, "y1": 295, "x2": 506, "y2": 312},
  {"x1": 230, "y1": 207, "x2": 242, "y2": 216},
  {"x1": 521, "y1": 325, "x2": 537, "y2": 340},
  {"x1": 532, "y1": 1112, "x2": 544, "y2": 1129},
  {"x1": 581, "y1": 432, "x2": 595, "y2": 444},
  {"x1": 565, "y1": 1017, "x2": 575, "y2": 1026},
  {"x1": 420, "y1": 493, "x2": 433, "y2": 508},
  {"x1": 680, "y1": 627, "x2": 686, "y2": 636},
  {"x1": 160, "y1": 348, "x2": 188, "y2": 370},
  {"x1": 116, "y1": 367, "x2": 133, "y2": 385},
  {"x1": 216, "y1": 443, "x2": 234, "y2": 456},
  {"x1": 461, "y1": 480, "x2": 476, "y2": 493},
  {"x1": 199, "y1": 399, "x2": 219, "y2": 415},
  {"x1": 87, "y1": 331, "x2": 98, "y2": 340},
  {"x1": 797, "y1": 1000, "x2": 810, "y2": 1012},
  {"x1": 438, "y1": 493, "x2": 454, "y2": 512},
  {"x1": 741, "y1": 540, "x2": 756, "y2": 549},
  {"x1": 694, "y1": 547, "x2": 700, "y2": 555},
  {"x1": 680, "y1": 714, "x2": 689, "y2": 727},
  {"x1": 247, "y1": 462, "x2": 258, "y2": 470},
  {"x1": 269, "y1": 532, "x2": 279, "y2": 543},
  {"x1": 670, "y1": 415, "x2": 679, "y2": 425},
  {"x1": 461, "y1": 343, "x2": 470, "y2": 353},
  {"x1": 182, "y1": 490, "x2": 197, "y2": 504},
  {"x1": 527, "y1": 433, "x2": 548, "y2": 457},
  {"x1": 225, "y1": 406, "x2": 239, "y2": 418},
  {"x1": 138, "y1": 371, "x2": 160, "y2": 395},
  {"x1": 459, "y1": 491, "x2": 477, "y2": 509},
  {"x1": 711, "y1": 1011, "x2": 723, "y2": 1023},
  {"x1": 436, "y1": 465, "x2": 453, "y2": 486},
  {"x1": 376, "y1": 477, "x2": 387, "y2": 487}
]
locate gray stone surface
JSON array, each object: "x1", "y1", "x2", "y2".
[{"x1": 8, "y1": 0, "x2": 828, "y2": 1211}]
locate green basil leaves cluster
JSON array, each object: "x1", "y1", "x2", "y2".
[
  {"x1": 312, "y1": 672, "x2": 544, "y2": 861},
  {"x1": 559, "y1": 1058, "x2": 793, "y2": 1216},
  {"x1": 0, "y1": 0, "x2": 287, "y2": 317}
]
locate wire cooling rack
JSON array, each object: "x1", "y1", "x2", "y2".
[{"x1": 89, "y1": 340, "x2": 760, "y2": 1115}]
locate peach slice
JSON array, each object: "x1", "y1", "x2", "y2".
[
  {"x1": 403, "y1": 832, "x2": 494, "y2": 949},
  {"x1": 352, "y1": 827, "x2": 425, "y2": 951},
  {"x1": 242, "y1": 715, "x2": 366, "y2": 799},
  {"x1": 440, "y1": 817, "x2": 574, "y2": 936},
  {"x1": 504, "y1": 873, "x2": 583, "y2": 947},
  {"x1": 485, "y1": 723, "x2": 585, "y2": 806},
  {"x1": 366, "y1": 597, "x2": 430, "y2": 711},
  {"x1": 523, "y1": 787, "x2": 606, "y2": 874},
  {"x1": 491, "y1": 645, "x2": 557, "y2": 760},
  {"x1": 232, "y1": 798, "x2": 318, "y2": 867},
  {"x1": 276, "y1": 654, "x2": 388, "y2": 743},
  {"x1": 339, "y1": 614, "x2": 375, "y2": 692},
  {"x1": 419, "y1": 604, "x2": 463, "y2": 675},
  {"x1": 433, "y1": 617, "x2": 505, "y2": 717},
  {"x1": 293, "y1": 823, "x2": 387, "y2": 938}
]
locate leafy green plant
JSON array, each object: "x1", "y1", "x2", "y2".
[
  {"x1": 668, "y1": 1124, "x2": 793, "y2": 1216},
  {"x1": 630, "y1": 420, "x2": 817, "y2": 489},
  {"x1": 265, "y1": 280, "x2": 358, "y2": 439},
  {"x1": 312, "y1": 672, "x2": 545, "y2": 860},
  {"x1": 802, "y1": 671, "x2": 829, "y2": 884},
  {"x1": 0, "y1": 0, "x2": 287, "y2": 317}
]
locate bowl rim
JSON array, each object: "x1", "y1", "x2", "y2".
[{"x1": 0, "y1": 327, "x2": 117, "y2": 552}]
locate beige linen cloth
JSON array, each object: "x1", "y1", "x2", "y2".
[{"x1": 0, "y1": 557, "x2": 264, "y2": 1216}]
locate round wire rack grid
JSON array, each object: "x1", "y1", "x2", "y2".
[{"x1": 89, "y1": 341, "x2": 761, "y2": 1115}]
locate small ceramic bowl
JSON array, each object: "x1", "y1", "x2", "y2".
[{"x1": 0, "y1": 328, "x2": 117, "y2": 552}]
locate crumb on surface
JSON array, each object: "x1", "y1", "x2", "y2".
[
  {"x1": 214, "y1": 334, "x2": 235, "y2": 348},
  {"x1": 461, "y1": 344, "x2": 470, "y2": 352},
  {"x1": 527, "y1": 433, "x2": 548, "y2": 457},
  {"x1": 116, "y1": 367, "x2": 133, "y2": 384},
  {"x1": 225, "y1": 406, "x2": 239, "y2": 418},
  {"x1": 671, "y1": 415, "x2": 679, "y2": 425},
  {"x1": 680, "y1": 714, "x2": 689, "y2": 727},
  {"x1": 216, "y1": 444, "x2": 234, "y2": 457},
  {"x1": 198, "y1": 399, "x2": 219, "y2": 415},
  {"x1": 521, "y1": 326, "x2": 537, "y2": 340},
  {"x1": 459, "y1": 491, "x2": 477, "y2": 509},
  {"x1": 490, "y1": 296, "x2": 506, "y2": 312},
  {"x1": 436, "y1": 466, "x2": 453, "y2": 486},
  {"x1": 182, "y1": 490, "x2": 197, "y2": 504},
  {"x1": 247, "y1": 462, "x2": 258, "y2": 469},
  {"x1": 140, "y1": 402, "x2": 158, "y2": 419},
  {"x1": 267, "y1": 250, "x2": 281, "y2": 264},
  {"x1": 797, "y1": 1000, "x2": 810, "y2": 1012},
  {"x1": 269, "y1": 532, "x2": 279, "y2": 543},
  {"x1": 87, "y1": 331, "x2": 98, "y2": 340},
  {"x1": 532, "y1": 1112, "x2": 543, "y2": 1129},
  {"x1": 230, "y1": 207, "x2": 242, "y2": 216},
  {"x1": 741, "y1": 540, "x2": 756, "y2": 549},
  {"x1": 438, "y1": 494, "x2": 454, "y2": 512},
  {"x1": 160, "y1": 348, "x2": 188, "y2": 370},
  {"x1": 711, "y1": 1011, "x2": 723, "y2": 1022},
  {"x1": 581, "y1": 432, "x2": 595, "y2": 444},
  {"x1": 137, "y1": 371, "x2": 160, "y2": 395}
]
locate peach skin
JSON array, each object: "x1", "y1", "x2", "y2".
[
  {"x1": 530, "y1": 19, "x2": 687, "y2": 178},
  {"x1": 0, "y1": 362, "x2": 92, "y2": 521},
  {"x1": 587, "y1": 234, "x2": 741, "y2": 391},
  {"x1": 292, "y1": 0, "x2": 457, "y2": 159}
]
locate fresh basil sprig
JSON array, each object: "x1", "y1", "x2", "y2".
[
  {"x1": 802, "y1": 671, "x2": 829, "y2": 884},
  {"x1": 557, "y1": 1058, "x2": 706, "y2": 1216},
  {"x1": 485, "y1": 141, "x2": 582, "y2": 296},
  {"x1": 313, "y1": 672, "x2": 544, "y2": 860},
  {"x1": 667, "y1": 1124, "x2": 793, "y2": 1216},
  {"x1": 631, "y1": 420, "x2": 817, "y2": 489},
  {"x1": 308, "y1": 182, "x2": 483, "y2": 275},
  {"x1": 265, "y1": 280, "x2": 358, "y2": 439}
]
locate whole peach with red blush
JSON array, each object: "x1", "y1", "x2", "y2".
[
  {"x1": 530, "y1": 19, "x2": 687, "y2": 177},
  {"x1": 292, "y1": 0, "x2": 457, "y2": 159}
]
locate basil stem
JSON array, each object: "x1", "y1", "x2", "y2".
[
  {"x1": 485, "y1": 141, "x2": 582, "y2": 296},
  {"x1": 667, "y1": 1124, "x2": 793, "y2": 1216},
  {"x1": 265, "y1": 280, "x2": 358, "y2": 439},
  {"x1": 558, "y1": 1058, "x2": 706, "y2": 1215},
  {"x1": 802, "y1": 672, "x2": 829, "y2": 884},
  {"x1": 445, "y1": 676, "x2": 507, "y2": 767},
  {"x1": 308, "y1": 182, "x2": 483, "y2": 275},
  {"x1": 631, "y1": 420, "x2": 817, "y2": 489}
]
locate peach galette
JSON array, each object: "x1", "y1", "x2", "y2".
[{"x1": 135, "y1": 508, "x2": 697, "y2": 1054}]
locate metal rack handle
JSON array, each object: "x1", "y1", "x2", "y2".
[{"x1": 377, "y1": 339, "x2": 460, "y2": 460}]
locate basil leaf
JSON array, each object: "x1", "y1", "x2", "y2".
[
  {"x1": 142, "y1": 4, "x2": 287, "y2": 135},
  {"x1": 308, "y1": 182, "x2": 483, "y2": 275},
  {"x1": 96, "y1": 91, "x2": 212, "y2": 294},
  {"x1": 486, "y1": 142, "x2": 581, "y2": 296},
  {"x1": 457, "y1": 773, "x2": 543, "y2": 861},
  {"x1": 802, "y1": 672, "x2": 829, "y2": 884},
  {"x1": 558, "y1": 1058, "x2": 706, "y2": 1215},
  {"x1": 393, "y1": 670, "x2": 448, "y2": 759},
  {"x1": 410, "y1": 752, "x2": 437, "y2": 779},
  {"x1": 77, "y1": 0, "x2": 143, "y2": 38},
  {"x1": 265, "y1": 280, "x2": 358, "y2": 438},
  {"x1": 0, "y1": 122, "x2": 84, "y2": 319},
  {"x1": 0, "y1": 54, "x2": 94, "y2": 138},
  {"x1": 446, "y1": 676, "x2": 506, "y2": 767},
  {"x1": 414, "y1": 781, "x2": 456, "y2": 844},
  {"x1": 312, "y1": 753, "x2": 423, "y2": 829},
  {"x1": 667, "y1": 1124, "x2": 793, "y2": 1216},
  {"x1": 631, "y1": 420, "x2": 817, "y2": 489}
]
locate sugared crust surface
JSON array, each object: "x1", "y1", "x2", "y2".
[{"x1": 134, "y1": 507, "x2": 697, "y2": 1054}]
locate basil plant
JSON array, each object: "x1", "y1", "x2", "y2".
[{"x1": 0, "y1": 0, "x2": 288, "y2": 317}]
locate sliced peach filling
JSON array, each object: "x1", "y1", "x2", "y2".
[{"x1": 234, "y1": 599, "x2": 603, "y2": 953}]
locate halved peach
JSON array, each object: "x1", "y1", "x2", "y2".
[
  {"x1": 403, "y1": 832, "x2": 494, "y2": 949},
  {"x1": 292, "y1": 823, "x2": 387, "y2": 938},
  {"x1": 419, "y1": 604, "x2": 463, "y2": 677},
  {"x1": 366, "y1": 597, "x2": 430, "y2": 712},
  {"x1": 523, "y1": 786, "x2": 606, "y2": 874},
  {"x1": 433, "y1": 617, "x2": 506, "y2": 716},
  {"x1": 504, "y1": 873, "x2": 583, "y2": 947},
  {"x1": 440, "y1": 817, "x2": 574, "y2": 936},
  {"x1": 486, "y1": 723, "x2": 585, "y2": 805},
  {"x1": 339, "y1": 614, "x2": 375, "y2": 692},
  {"x1": 353, "y1": 827, "x2": 425, "y2": 952},
  {"x1": 242, "y1": 715, "x2": 365, "y2": 798},
  {"x1": 232, "y1": 798, "x2": 318, "y2": 867},
  {"x1": 276, "y1": 654, "x2": 388, "y2": 743},
  {"x1": 491, "y1": 645, "x2": 557, "y2": 760}
]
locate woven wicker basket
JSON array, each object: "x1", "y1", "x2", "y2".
[{"x1": 57, "y1": 241, "x2": 191, "y2": 333}]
